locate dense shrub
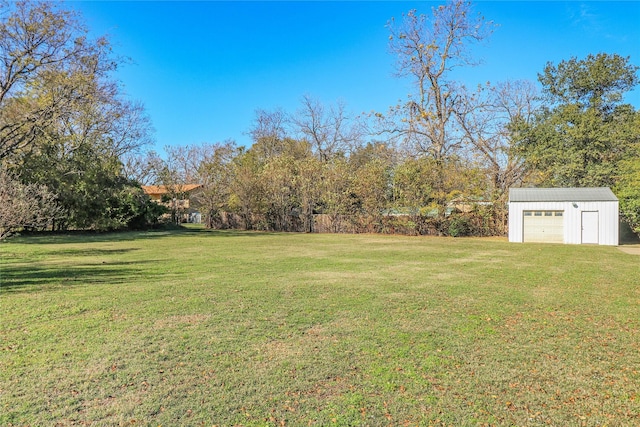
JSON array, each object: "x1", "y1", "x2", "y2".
[{"x1": 448, "y1": 215, "x2": 472, "y2": 237}]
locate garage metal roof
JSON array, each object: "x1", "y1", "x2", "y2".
[{"x1": 509, "y1": 187, "x2": 618, "y2": 202}]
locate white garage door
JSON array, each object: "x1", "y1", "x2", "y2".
[{"x1": 523, "y1": 211, "x2": 564, "y2": 243}]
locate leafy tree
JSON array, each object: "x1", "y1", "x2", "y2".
[
  {"x1": 192, "y1": 142, "x2": 238, "y2": 229},
  {"x1": 295, "y1": 155, "x2": 323, "y2": 233},
  {"x1": 317, "y1": 158, "x2": 353, "y2": 233},
  {"x1": 17, "y1": 140, "x2": 151, "y2": 231},
  {"x1": 261, "y1": 154, "x2": 298, "y2": 231},
  {"x1": 228, "y1": 148, "x2": 266, "y2": 230},
  {"x1": 538, "y1": 53, "x2": 638, "y2": 113},
  {"x1": 226, "y1": 135, "x2": 315, "y2": 232},
  {"x1": 0, "y1": 1, "x2": 156, "y2": 231},
  {"x1": 615, "y1": 113, "x2": 640, "y2": 234},
  {"x1": 16, "y1": 66, "x2": 153, "y2": 230},
  {"x1": 392, "y1": 155, "x2": 486, "y2": 233},
  {"x1": 517, "y1": 53, "x2": 639, "y2": 188},
  {"x1": 393, "y1": 157, "x2": 434, "y2": 217},
  {"x1": 259, "y1": 138, "x2": 314, "y2": 231},
  {"x1": 112, "y1": 185, "x2": 167, "y2": 230},
  {"x1": 0, "y1": 1, "x2": 117, "y2": 160},
  {"x1": 350, "y1": 157, "x2": 392, "y2": 232}
]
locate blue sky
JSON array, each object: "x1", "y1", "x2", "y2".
[{"x1": 71, "y1": 1, "x2": 640, "y2": 152}]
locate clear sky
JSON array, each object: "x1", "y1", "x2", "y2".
[{"x1": 70, "y1": 1, "x2": 640, "y2": 152}]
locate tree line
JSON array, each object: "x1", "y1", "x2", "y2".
[
  {"x1": 0, "y1": 1, "x2": 161, "y2": 239},
  {"x1": 1, "y1": 1, "x2": 639, "y2": 239}
]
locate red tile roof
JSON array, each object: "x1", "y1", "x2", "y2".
[{"x1": 142, "y1": 184, "x2": 202, "y2": 195}]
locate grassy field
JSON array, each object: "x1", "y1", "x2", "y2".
[{"x1": 1, "y1": 227, "x2": 639, "y2": 426}]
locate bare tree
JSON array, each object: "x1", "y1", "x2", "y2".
[
  {"x1": 455, "y1": 80, "x2": 539, "y2": 201},
  {"x1": 291, "y1": 94, "x2": 361, "y2": 161},
  {"x1": 386, "y1": 1, "x2": 493, "y2": 160},
  {"x1": 382, "y1": 1, "x2": 494, "y2": 212},
  {"x1": 121, "y1": 150, "x2": 164, "y2": 185},
  {"x1": 154, "y1": 144, "x2": 209, "y2": 223},
  {"x1": 248, "y1": 108, "x2": 289, "y2": 159},
  {"x1": 0, "y1": 169, "x2": 61, "y2": 240},
  {"x1": 96, "y1": 98, "x2": 154, "y2": 158},
  {"x1": 163, "y1": 144, "x2": 203, "y2": 185}
]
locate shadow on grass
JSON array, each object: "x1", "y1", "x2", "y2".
[
  {"x1": 0, "y1": 259, "x2": 162, "y2": 294},
  {"x1": 9, "y1": 229, "x2": 181, "y2": 245},
  {"x1": 180, "y1": 227, "x2": 285, "y2": 237},
  {"x1": 8, "y1": 226, "x2": 275, "y2": 245},
  {"x1": 38, "y1": 247, "x2": 139, "y2": 257}
]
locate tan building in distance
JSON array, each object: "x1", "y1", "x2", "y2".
[{"x1": 142, "y1": 184, "x2": 203, "y2": 223}]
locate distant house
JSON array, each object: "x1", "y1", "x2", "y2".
[
  {"x1": 508, "y1": 187, "x2": 619, "y2": 246},
  {"x1": 448, "y1": 196, "x2": 494, "y2": 214},
  {"x1": 142, "y1": 184, "x2": 202, "y2": 205},
  {"x1": 142, "y1": 184, "x2": 203, "y2": 223}
]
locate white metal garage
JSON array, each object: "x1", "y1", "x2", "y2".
[{"x1": 508, "y1": 188, "x2": 619, "y2": 246}]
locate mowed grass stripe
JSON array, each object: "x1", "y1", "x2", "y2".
[{"x1": 1, "y1": 228, "x2": 639, "y2": 426}]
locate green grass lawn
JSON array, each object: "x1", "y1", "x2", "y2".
[{"x1": 1, "y1": 227, "x2": 639, "y2": 426}]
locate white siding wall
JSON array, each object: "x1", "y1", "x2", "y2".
[{"x1": 509, "y1": 201, "x2": 618, "y2": 245}]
